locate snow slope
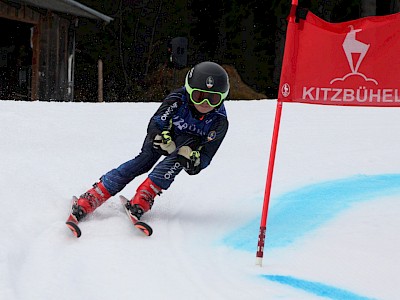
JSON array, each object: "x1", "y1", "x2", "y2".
[{"x1": 0, "y1": 100, "x2": 399, "y2": 300}]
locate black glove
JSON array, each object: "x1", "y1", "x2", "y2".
[
  {"x1": 153, "y1": 131, "x2": 176, "y2": 155},
  {"x1": 177, "y1": 146, "x2": 201, "y2": 175}
]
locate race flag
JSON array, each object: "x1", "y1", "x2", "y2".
[
  {"x1": 279, "y1": 6, "x2": 400, "y2": 107},
  {"x1": 256, "y1": 1, "x2": 400, "y2": 267}
]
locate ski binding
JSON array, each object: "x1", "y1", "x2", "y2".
[{"x1": 120, "y1": 195, "x2": 153, "y2": 236}]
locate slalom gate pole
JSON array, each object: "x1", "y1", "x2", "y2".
[{"x1": 256, "y1": 100, "x2": 283, "y2": 266}]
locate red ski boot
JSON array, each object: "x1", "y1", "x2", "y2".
[
  {"x1": 120, "y1": 178, "x2": 162, "y2": 236},
  {"x1": 75, "y1": 181, "x2": 112, "y2": 218},
  {"x1": 66, "y1": 181, "x2": 111, "y2": 237},
  {"x1": 128, "y1": 177, "x2": 162, "y2": 220}
]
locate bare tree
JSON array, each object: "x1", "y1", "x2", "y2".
[
  {"x1": 391, "y1": 0, "x2": 400, "y2": 12},
  {"x1": 118, "y1": 0, "x2": 130, "y2": 90},
  {"x1": 272, "y1": 14, "x2": 287, "y2": 89},
  {"x1": 144, "y1": 0, "x2": 163, "y2": 76},
  {"x1": 317, "y1": 0, "x2": 338, "y2": 21},
  {"x1": 360, "y1": 0, "x2": 376, "y2": 17}
]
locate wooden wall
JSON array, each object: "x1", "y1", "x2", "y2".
[{"x1": 0, "y1": 1, "x2": 74, "y2": 101}]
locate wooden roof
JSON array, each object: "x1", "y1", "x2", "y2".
[{"x1": 18, "y1": 0, "x2": 113, "y2": 23}]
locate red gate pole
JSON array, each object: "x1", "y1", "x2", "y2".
[
  {"x1": 256, "y1": 100, "x2": 283, "y2": 266},
  {"x1": 255, "y1": 0, "x2": 297, "y2": 267}
]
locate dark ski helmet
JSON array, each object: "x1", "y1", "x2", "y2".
[{"x1": 185, "y1": 61, "x2": 230, "y2": 108}]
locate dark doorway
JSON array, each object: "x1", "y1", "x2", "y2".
[{"x1": 0, "y1": 18, "x2": 33, "y2": 100}]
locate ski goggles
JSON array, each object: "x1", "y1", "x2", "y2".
[
  {"x1": 188, "y1": 89, "x2": 227, "y2": 107},
  {"x1": 185, "y1": 80, "x2": 228, "y2": 108}
]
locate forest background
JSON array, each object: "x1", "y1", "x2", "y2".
[{"x1": 74, "y1": 0, "x2": 400, "y2": 102}]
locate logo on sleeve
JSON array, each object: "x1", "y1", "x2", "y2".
[{"x1": 207, "y1": 131, "x2": 217, "y2": 141}]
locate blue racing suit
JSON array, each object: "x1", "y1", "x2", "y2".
[{"x1": 101, "y1": 87, "x2": 228, "y2": 194}]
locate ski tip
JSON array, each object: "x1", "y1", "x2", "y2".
[
  {"x1": 135, "y1": 221, "x2": 153, "y2": 236},
  {"x1": 66, "y1": 221, "x2": 82, "y2": 238},
  {"x1": 119, "y1": 195, "x2": 129, "y2": 203}
]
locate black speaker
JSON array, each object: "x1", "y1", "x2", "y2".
[{"x1": 169, "y1": 37, "x2": 188, "y2": 69}]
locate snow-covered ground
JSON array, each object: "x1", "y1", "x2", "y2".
[{"x1": 0, "y1": 99, "x2": 399, "y2": 300}]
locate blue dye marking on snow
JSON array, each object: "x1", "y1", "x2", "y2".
[
  {"x1": 262, "y1": 275, "x2": 376, "y2": 300},
  {"x1": 223, "y1": 174, "x2": 400, "y2": 251}
]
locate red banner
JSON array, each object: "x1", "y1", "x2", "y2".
[{"x1": 279, "y1": 7, "x2": 400, "y2": 107}]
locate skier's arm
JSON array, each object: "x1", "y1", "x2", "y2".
[
  {"x1": 147, "y1": 89, "x2": 183, "y2": 136},
  {"x1": 198, "y1": 116, "x2": 229, "y2": 170},
  {"x1": 178, "y1": 115, "x2": 228, "y2": 175}
]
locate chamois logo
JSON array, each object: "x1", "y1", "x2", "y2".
[
  {"x1": 281, "y1": 83, "x2": 290, "y2": 97},
  {"x1": 206, "y1": 76, "x2": 214, "y2": 89},
  {"x1": 330, "y1": 26, "x2": 378, "y2": 85}
]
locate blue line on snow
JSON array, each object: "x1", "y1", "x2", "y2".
[
  {"x1": 262, "y1": 275, "x2": 376, "y2": 300},
  {"x1": 222, "y1": 174, "x2": 400, "y2": 251}
]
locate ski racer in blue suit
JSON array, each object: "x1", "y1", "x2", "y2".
[{"x1": 71, "y1": 61, "x2": 230, "y2": 223}]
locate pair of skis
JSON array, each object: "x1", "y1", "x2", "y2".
[{"x1": 66, "y1": 196, "x2": 153, "y2": 238}]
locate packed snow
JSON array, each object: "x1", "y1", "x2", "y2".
[{"x1": 0, "y1": 99, "x2": 399, "y2": 300}]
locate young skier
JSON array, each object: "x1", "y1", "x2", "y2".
[{"x1": 66, "y1": 61, "x2": 229, "y2": 237}]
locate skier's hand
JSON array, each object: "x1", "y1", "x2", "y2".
[
  {"x1": 153, "y1": 131, "x2": 176, "y2": 155},
  {"x1": 177, "y1": 146, "x2": 201, "y2": 175}
]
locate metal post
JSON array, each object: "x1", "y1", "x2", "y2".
[{"x1": 98, "y1": 59, "x2": 103, "y2": 102}]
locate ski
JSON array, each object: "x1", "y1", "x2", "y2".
[
  {"x1": 65, "y1": 196, "x2": 82, "y2": 238},
  {"x1": 120, "y1": 195, "x2": 153, "y2": 236}
]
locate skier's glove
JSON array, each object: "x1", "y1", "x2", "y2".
[
  {"x1": 153, "y1": 131, "x2": 176, "y2": 155},
  {"x1": 177, "y1": 146, "x2": 201, "y2": 175}
]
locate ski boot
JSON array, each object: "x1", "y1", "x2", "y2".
[
  {"x1": 120, "y1": 178, "x2": 161, "y2": 236},
  {"x1": 75, "y1": 181, "x2": 112, "y2": 218},
  {"x1": 127, "y1": 177, "x2": 162, "y2": 220},
  {"x1": 66, "y1": 181, "x2": 111, "y2": 237}
]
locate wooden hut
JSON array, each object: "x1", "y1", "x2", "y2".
[{"x1": 0, "y1": 0, "x2": 112, "y2": 101}]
